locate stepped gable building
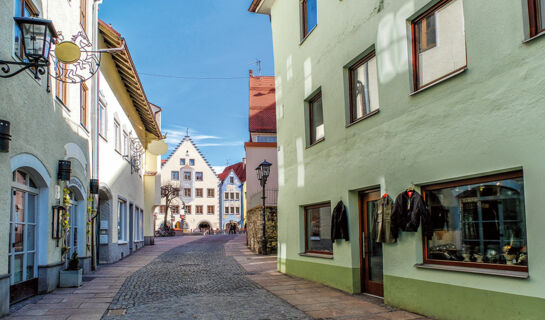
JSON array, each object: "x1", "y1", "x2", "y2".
[
  {"x1": 218, "y1": 160, "x2": 246, "y2": 230},
  {"x1": 159, "y1": 135, "x2": 220, "y2": 232}
]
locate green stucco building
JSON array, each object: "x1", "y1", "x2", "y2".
[{"x1": 250, "y1": 0, "x2": 545, "y2": 319}]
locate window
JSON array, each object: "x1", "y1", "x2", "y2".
[
  {"x1": 117, "y1": 199, "x2": 127, "y2": 241},
  {"x1": 225, "y1": 207, "x2": 229, "y2": 214},
  {"x1": 98, "y1": 104, "x2": 107, "y2": 138},
  {"x1": 304, "y1": 203, "x2": 332, "y2": 254},
  {"x1": 422, "y1": 171, "x2": 527, "y2": 271},
  {"x1": 256, "y1": 136, "x2": 277, "y2": 143},
  {"x1": 307, "y1": 91, "x2": 324, "y2": 145},
  {"x1": 114, "y1": 121, "x2": 121, "y2": 152},
  {"x1": 80, "y1": 0, "x2": 87, "y2": 33},
  {"x1": 160, "y1": 205, "x2": 166, "y2": 213},
  {"x1": 14, "y1": 0, "x2": 38, "y2": 59},
  {"x1": 235, "y1": 193, "x2": 240, "y2": 200},
  {"x1": 186, "y1": 205, "x2": 191, "y2": 214},
  {"x1": 225, "y1": 192, "x2": 229, "y2": 200},
  {"x1": 207, "y1": 188, "x2": 215, "y2": 198},
  {"x1": 230, "y1": 207, "x2": 235, "y2": 214},
  {"x1": 349, "y1": 51, "x2": 379, "y2": 123},
  {"x1": 412, "y1": 0, "x2": 466, "y2": 91},
  {"x1": 195, "y1": 172, "x2": 203, "y2": 181},
  {"x1": 230, "y1": 192, "x2": 235, "y2": 200},
  {"x1": 230, "y1": 177, "x2": 234, "y2": 184},
  {"x1": 55, "y1": 64, "x2": 67, "y2": 105},
  {"x1": 236, "y1": 207, "x2": 240, "y2": 214},
  {"x1": 183, "y1": 171, "x2": 191, "y2": 181},
  {"x1": 183, "y1": 188, "x2": 191, "y2": 197},
  {"x1": 123, "y1": 132, "x2": 129, "y2": 156},
  {"x1": 10, "y1": 170, "x2": 38, "y2": 285},
  {"x1": 196, "y1": 188, "x2": 203, "y2": 197},
  {"x1": 196, "y1": 205, "x2": 203, "y2": 215},
  {"x1": 207, "y1": 205, "x2": 214, "y2": 214},
  {"x1": 300, "y1": 0, "x2": 317, "y2": 39},
  {"x1": 189, "y1": 159, "x2": 195, "y2": 166},
  {"x1": 80, "y1": 83, "x2": 88, "y2": 128},
  {"x1": 171, "y1": 205, "x2": 179, "y2": 214},
  {"x1": 180, "y1": 158, "x2": 185, "y2": 165},
  {"x1": 528, "y1": 0, "x2": 545, "y2": 37},
  {"x1": 171, "y1": 171, "x2": 179, "y2": 181}
]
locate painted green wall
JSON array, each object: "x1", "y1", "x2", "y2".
[
  {"x1": 385, "y1": 275, "x2": 545, "y2": 320},
  {"x1": 265, "y1": 0, "x2": 545, "y2": 312}
]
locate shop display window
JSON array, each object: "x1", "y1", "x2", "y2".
[
  {"x1": 422, "y1": 171, "x2": 528, "y2": 271},
  {"x1": 304, "y1": 203, "x2": 332, "y2": 254}
]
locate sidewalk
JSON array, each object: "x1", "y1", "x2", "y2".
[
  {"x1": 225, "y1": 236, "x2": 430, "y2": 320},
  {"x1": 6, "y1": 236, "x2": 201, "y2": 320}
]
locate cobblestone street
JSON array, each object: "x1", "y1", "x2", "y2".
[
  {"x1": 103, "y1": 235, "x2": 309, "y2": 320},
  {"x1": 7, "y1": 235, "x2": 429, "y2": 320}
]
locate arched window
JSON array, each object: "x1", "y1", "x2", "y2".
[{"x1": 9, "y1": 170, "x2": 38, "y2": 286}]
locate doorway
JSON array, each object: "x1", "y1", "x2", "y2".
[
  {"x1": 359, "y1": 190, "x2": 383, "y2": 297},
  {"x1": 9, "y1": 170, "x2": 39, "y2": 304}
]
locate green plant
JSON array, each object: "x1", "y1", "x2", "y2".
[{"x1": 67, "y1": 251, "x2": 80, "y2": 271}]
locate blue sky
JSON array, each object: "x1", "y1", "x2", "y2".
[{"x1": 99, "y1": 1, "x2": 274, "y2": 171}]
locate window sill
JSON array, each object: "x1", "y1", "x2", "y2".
[
  {"x1": 523, "y1": 30, "x2": 545, "y2": 43},
  {"x1": 299, "y1": 252, "x2": 333, "y2": 259},
  {"x1": 410, "y1": 67, "x2": 467, "y2": 96},
  {"x1": 99, "y1": 133, "x2": 107, "y2": 142},
  {"x1": 415, "y1": 263, "x2": 529, "y2": 279},
  {"x1": 346, "y1": 109, "x2": 380, "y2": 128},
  {"x1": 300, "y1": 25, "x2": 317, "y2": 46},
  {"x1": 306, "y1": 137, "x2": 325, "y2": 149},
  {"x1": 80, "y1": 124, "x2": 89, "y2": 134},
  {"x1": 55, "y1": 97, "x2": 69, "y2": 112},
  {"x1": 118, "y1": 241, "x2": 128, "y2": 245}
]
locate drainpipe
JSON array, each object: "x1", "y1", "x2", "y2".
[{"x1": 90, "y1": 0, "x2": 102, "y2": 271}]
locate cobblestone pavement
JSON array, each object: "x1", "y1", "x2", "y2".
[{"x1": 103, "y1": 235, "x2": 310, "y2": 320}]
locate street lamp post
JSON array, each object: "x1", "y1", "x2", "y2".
[{"x1": 256, "y1": 160, "x2": 272, "y2": 255}]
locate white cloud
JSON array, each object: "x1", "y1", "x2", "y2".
[{"x1": 213, "y1": 166, "x2": 226, "y2": 173}]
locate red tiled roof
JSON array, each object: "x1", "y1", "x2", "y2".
[
  {"x1": 218, "y1": 161, "x2": 246, "y2": 183},
  {"x1": 249, "y1": 73, "x2": 276, "y2": 133}
]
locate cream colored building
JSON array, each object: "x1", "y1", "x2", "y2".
[
  {"x1": 159, "y1": 136, "x2": 220, "y2": 231},
  {"x1": 96, "y1": 21, "x2": 162, "y2": 264}
]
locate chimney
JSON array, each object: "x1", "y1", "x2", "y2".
[
  {"x1": 242, "y1": 158, "x2": 246, "y2": 165},
  {"x1": 249, "y1": 69, "x2": 253, "y2": 77}
]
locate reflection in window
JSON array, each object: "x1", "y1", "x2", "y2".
[
  {"x1": 305, "y1": 203, "x2": 332, "y2": 254},
  {"x1": 424, "y1": 173, "x2": 527, "y2": 269},
  {"x1": 301, "y1": 0, "x2": 317, "y2": 39},
  {"x1": 308, "y1": 91, "x2": 324, "y2": 145},
  {"x1": 349, "y1": 52, "x2": 379, "y2": 122}
]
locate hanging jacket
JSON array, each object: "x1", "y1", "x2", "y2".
[
  {"x1": 371, "y1": 195, "x2": 397, "y2": 243},
  {"x1": 392, "y1": 190, "x2": 432, "y2": 236},
  {"x1": 331, "y1": 200, "x2": 349, "y2": 243}
]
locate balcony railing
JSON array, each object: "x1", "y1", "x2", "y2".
[{"x1": 247, "y1": 188, "x2": 278, "y2": 210}]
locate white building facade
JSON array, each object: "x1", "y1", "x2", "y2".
[
  {"x1": 159, "y1": 136, "x2": 219, "y2": 232},
  {"x1": 96, "y1": 21, "x2": 163, "y2": 264}
]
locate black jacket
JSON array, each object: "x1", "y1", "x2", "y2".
[
  {"x1": 331, "y1": 200, "x2": 349, "y2": 243},
  {"x1": 392, "y1": 190, "x2": 432, "y2": 236}
]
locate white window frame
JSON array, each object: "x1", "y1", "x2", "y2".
[
  {"x1": 114, "y1": 120, "x2": 121, "y2": 152},
  {"x1": 117, "y1": 199, "x2": 127, "y2": 242},
  {"x1": 98, "y1": 103, "x2": 107, "y2": 139}
]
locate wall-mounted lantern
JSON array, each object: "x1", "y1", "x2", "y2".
[
  {"x1": 0, "y1": 120, "x2": 11, "y2": 153},
  {"x1": 89, "y1": 179, "x2": 99, "y2": 195},
  {"x1": 0, "y1": 17, "x2": 57, "y2": 80},
  {"x1": 57, "y1": 160, "x2": 71, "y2": 181}
]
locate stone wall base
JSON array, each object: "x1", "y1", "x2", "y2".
[
  {"x1": 38, "y1": 263, "x2": 63, "y2": 294},
  {"x1": 80, "y1": 256, "x2": 91, "y2": 274},
  {"x1": 144, "y1": 236, "x2": 155, "y2": 246},
  {"x1": 246, "y1": 206, "x2": 278, "y2": 254},
  {"x1": 0, "y1": 275, "x2": 9, "y2": 317}
]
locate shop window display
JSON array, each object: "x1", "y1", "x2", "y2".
[{"x1": 423, "y1": 172, "x2": 527, "y2": 270}]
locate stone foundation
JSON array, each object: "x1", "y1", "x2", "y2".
[
  {"x1": 37, "y1": 262, "x2": 63, "y2": 294},
  {"x1": 246, "y1": 206, "x2": 277, "y2": 254},
  {"x1": 0, "y1": 274, "x2": 9, "y2": 317}
]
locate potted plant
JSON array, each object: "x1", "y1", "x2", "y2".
[{"x1": 59, "y1": 252, "x2": 82, "y2": 287}]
